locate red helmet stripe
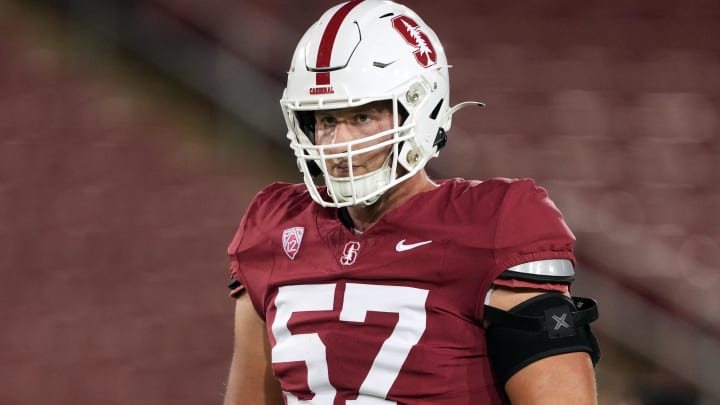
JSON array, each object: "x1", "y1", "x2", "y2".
[{"x1": 315, "y1": 0, "x2": 363, "y2": 85}]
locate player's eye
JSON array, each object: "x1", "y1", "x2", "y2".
[
  {"x1": 317, "y1": 115, "x2": 337, "y2": 126},
  {"x1": 353, "y1": 113, "x2": 370, "y2": 124}
]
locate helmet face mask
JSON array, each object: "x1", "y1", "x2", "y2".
[
  {"x1": 286, "y1": 97, "x2": 417, "y2": 207},
  {"x1": 280, "y1": 0, "x2": 470, "y2": 207}
]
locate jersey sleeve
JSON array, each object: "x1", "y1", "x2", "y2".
[
  {"x1": 226, "y1": 191, "x2": 262, "y2": 299},
  {"x1": 493, "y1": 178, "x2": 576, "y2": 272},
  {"x1": 458, "y1": 178, "x2": 577, "y2": 320},
  {"x1": 225, "y1": 183, "x2": 296, "y2": 314}
]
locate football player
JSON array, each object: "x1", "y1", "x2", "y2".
[{"x1": 223, "y1": 1, "x2": 600, "y2": 404}]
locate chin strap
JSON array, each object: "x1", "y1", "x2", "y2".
[
  {"x1": 449, "y1": 101, "x2": 485, "y2": 116},
  {"x1": 435, "y1": 101, "x2": 484, "y2": 151}
]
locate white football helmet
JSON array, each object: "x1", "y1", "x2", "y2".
[{"x1": 280, "y1": 0, "x2": 482, "y2": 207}]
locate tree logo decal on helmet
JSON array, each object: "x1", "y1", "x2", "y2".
[{"x1": 391, "y1": 15, "x2": 436, "y2": 68}]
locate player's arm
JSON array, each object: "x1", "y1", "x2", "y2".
[
  {"x1": 483, "y1": 180, "x2": 600, "y2": 403},
  {"x1": 486, "y1": 286, "x2": 598, "y2": 405},
  {"x1": 223, "y1": 293, "x2": 283, "y2": 405}
]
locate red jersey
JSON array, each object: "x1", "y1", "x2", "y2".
[{"x1": 227, "y1": 178, "x2": 576, "y2": 404}]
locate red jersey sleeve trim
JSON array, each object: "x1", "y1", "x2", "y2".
[{"x1": 492, "y1": 278, "x2": 570, "y2": 293}]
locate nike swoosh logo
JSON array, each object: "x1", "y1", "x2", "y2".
[
  {"x1": 395, "y1": 239, "x2": 433, "y2": 252},
  {"x1": 373, "y1": 60, "x2": 398, "y2": 68}
]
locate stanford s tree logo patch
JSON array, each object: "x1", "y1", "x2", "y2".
[
  {"x1": 339, "y1": 241, "x2": 361, "y2": 266},
  {"x1": 282, "y1": 227, "x2": 305, "y2": 260},
  {"x1": 391, "y1": 15, "x2": 436, "y2": 68}
]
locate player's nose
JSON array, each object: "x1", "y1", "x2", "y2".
[
  {"x1": 325, "y1": 121, "x2": 355, "y2": 154},
  {"x1": 331, "y1": 120, "x2": 354, "y2": 143}
]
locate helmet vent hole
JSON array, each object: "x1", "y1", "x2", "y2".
[
  {"x1": 379, "y1": 12, "x2": 395, "y2": 18},
  {"x1": 429, "y1": 99, "x2": 444, "y2": 120}
]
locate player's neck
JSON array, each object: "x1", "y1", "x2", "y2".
[{"x1": 346, "y1": 171, "x2": 437, "y2": 232}]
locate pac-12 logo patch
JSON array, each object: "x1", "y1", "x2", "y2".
[
  {"x1": 340, "y1": 241, "x2": 361, "y2": 266},
  {"x1": 391, "y1": 15, "x2": 436, "y2": 68},
  {"x1": 282, "y1": 227, "x2": 304, "y2": 260}
]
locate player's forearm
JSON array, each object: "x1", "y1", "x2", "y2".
[{"x1": 224, "y1": 296, "x2": 284, "y2": 405}]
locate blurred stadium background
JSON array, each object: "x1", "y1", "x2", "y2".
[{"x1": 1, "y1": 0, "x2": 718, "y2": 404}]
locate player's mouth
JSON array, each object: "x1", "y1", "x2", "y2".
[{"x1": 330, "y1": 161, "x2": 363, "y2": 177}]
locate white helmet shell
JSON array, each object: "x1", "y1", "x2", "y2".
[{"x1": 281, "y1": 0, "x2": 478, "y2": 207}]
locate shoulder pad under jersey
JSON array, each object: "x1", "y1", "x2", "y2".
[{"x1": 498, "y1": 259, "x2": 575, "y2": 284}]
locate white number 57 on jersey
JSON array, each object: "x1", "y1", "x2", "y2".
[{"x1": 271, "y1": 283, "x2": 429, "y2": 404}]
